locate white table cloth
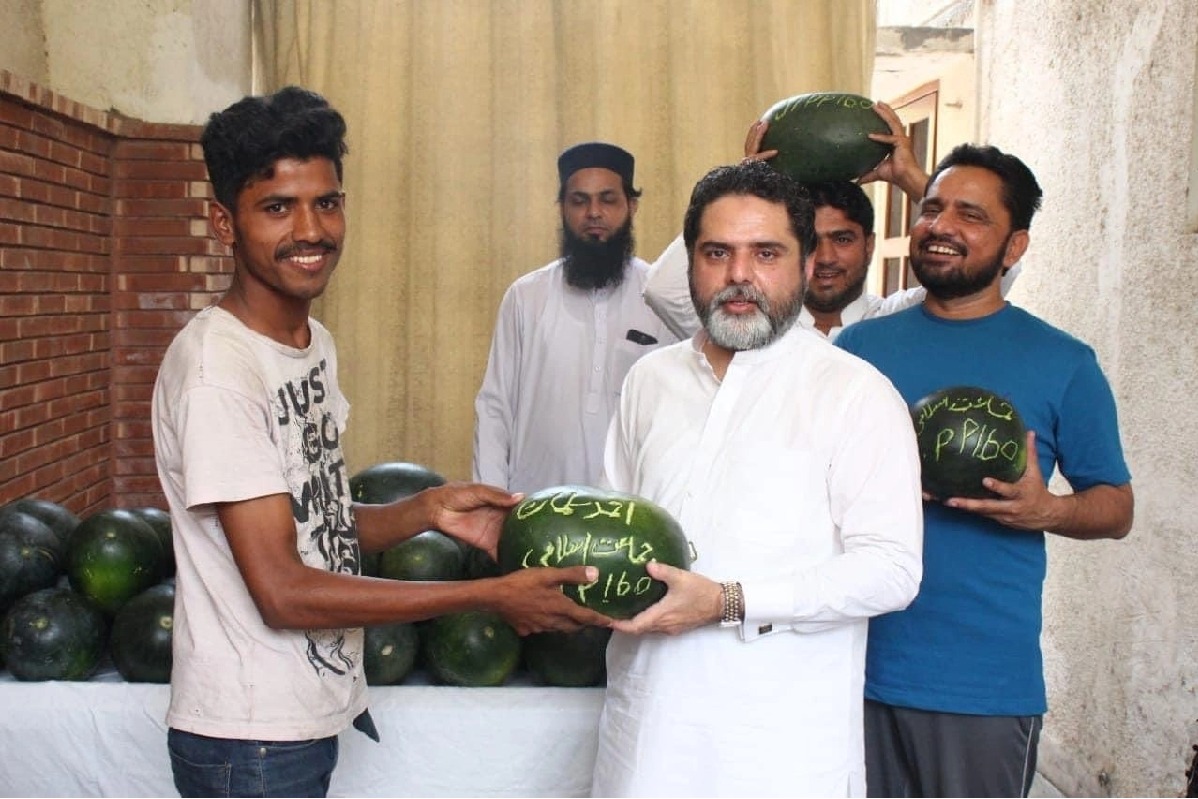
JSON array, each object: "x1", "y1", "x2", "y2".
[{"x1": 0, "y1": 669, "x2": 604, "y2": 797}]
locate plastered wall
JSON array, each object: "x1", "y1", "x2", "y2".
[
  {"x1": 0, "y1": 0, "x2": 251, "y2": 125},
  {"x1": 976, "y1": 1, "x2": 1198, "y2": 795}
]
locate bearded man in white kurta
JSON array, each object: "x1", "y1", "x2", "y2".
[{"x1": 591, "y1": 161, "x2": 924, "y2": 798}]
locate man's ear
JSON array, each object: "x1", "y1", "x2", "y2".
[
  {"x1": 628, "y1": 197, "x2": 639, "y2": 218},
  {"x1": 1003, "y1": 229, "x2": 1030, "y2": 268},
  {"x1": 209, "y1": 201, "x2": 236, "y2": 247},
  {"x1": 864, "y1": 232, "x2": 876, "y2": 263}
]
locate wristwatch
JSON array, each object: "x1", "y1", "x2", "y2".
[{"x1": 719, "y1": 581, "x2": 744, "y2": 627}]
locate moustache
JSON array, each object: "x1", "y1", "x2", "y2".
[
  {"x1": 712, "y1": 284, "x2": 768, "y2": 307},
  {"x1": 275, "y1": 241, "x2": 338, "y2": 260}
]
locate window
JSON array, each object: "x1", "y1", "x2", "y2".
[{"x1": 873, "y1": 82, "x2": 939, "y2": 295}]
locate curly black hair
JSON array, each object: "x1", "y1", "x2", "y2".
[
  {"x1": 200, "y1": 86, "x2": 348, "y2": 210},
  {"x1": 682, "y1": 161, "x2": 816, "y2": 260}
]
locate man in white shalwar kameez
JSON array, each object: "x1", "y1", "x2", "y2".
[{"x1": 591, "y1": 161, "x2": 924, "y2": 798}]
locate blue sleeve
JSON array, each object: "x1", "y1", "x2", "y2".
[{"x1": 1054, "y1": 348, "x2": 1131, "y2": 490}]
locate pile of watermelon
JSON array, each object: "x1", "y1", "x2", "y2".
[
  {"x1": 0, "y1": 498, "x2": 175, "y2": 683},
  {"x1": 2, "y1": 463, "x2": 690, "y2": 691}
]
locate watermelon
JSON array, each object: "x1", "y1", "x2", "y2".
[
  {"x1": 66, "y1": 509, "x2": 166, "y2": 615},
  {"x1": 759, "y1": 92, "x2": 891, "y2": 183},
  {"x1": 523, "y1": 625, "x2": 611, "y2": 687},
  {"x1": 377, "y1": 530, "x2": 464, "y2": 582},
  {"x1": 128, "y1": 507, "x2": 175, "y2": 577},
  {"x1": 363, "y1": 622, "x2": 419, "y2": 685},
  {"x1": 0, "y1": 498, "x2": 80, "y2": 547},
  {"x1": 109, "y1": 581, "x2": 174, "y2": 683},
  {"x1": 0, "y1": 512, "x2": 62, "y2": 612},
  {"x1": 3, "y1": 585, "x2": 108, "y2": 681},
  {"x1": 497, "y1": 486, "x2": 693, "y2": 620},
  {"x1": 911, "y1": 385, "x2": 1028, "y2": 499},
  {"x1": 350, "y1": 462, "x2": 445, "y2": 504},
  {"x1": 462, "y1": 544, "x2": 502, "y2": 579},
  {"x1": 423, "y1": 611, "x2": 521, "y2": 687}
]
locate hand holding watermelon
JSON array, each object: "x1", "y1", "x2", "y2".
[
  {"x1": 608, "y1": 561, "x2": 723, "y2": 637},
  {"x1": 489, "y1": 565, "x2": 612, "y2": 636},
  {"x1": 856, "y1": 100, "x2": 930, "y2": 199},
  {"x1": 941, "y1": 430, "x2": 1056, "y2": 531}
]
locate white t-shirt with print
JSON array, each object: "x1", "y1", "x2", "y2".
[{"x1": 152, "y1": 305, "x2": 367, "y2": 741}]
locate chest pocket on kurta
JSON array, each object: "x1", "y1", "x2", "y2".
[{"x1": 612, "y1": 340, "x2": 653, "y2": 396}]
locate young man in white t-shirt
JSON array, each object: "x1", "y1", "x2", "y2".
[{"x1": 151, "y1": 86, "x2": 610, "y2": 798}]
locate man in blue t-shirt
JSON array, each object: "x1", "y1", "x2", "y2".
[{"x1": 836, "y1": 143, "x2": 1134, "y2": 798}]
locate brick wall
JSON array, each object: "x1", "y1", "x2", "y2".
[{"x1": 0, "y1": 71, "x2": 231, "y2": 516}]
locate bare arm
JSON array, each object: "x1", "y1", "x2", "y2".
[
  {"x1": 216, "y1": 489, "x2": 611, "y2": 635},
  {"x1": 944, "y1": 431, "x2": 1135, "y2": 540},
  {"x1": 353, "y1": 481, "x2": 514, "y2": 557}
]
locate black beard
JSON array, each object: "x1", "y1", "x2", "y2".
[
  {"x1": 560, "y1": 217, "x2": 635, "y2": 290},
  {"x1": 803, "y1": 272, "x2": 867, "y2": 313},
  {"x1": 913, "y1": 236, "x2": 1007, "y2": 300}
]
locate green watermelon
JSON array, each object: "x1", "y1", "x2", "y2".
[
  {"x1": 497, "y1": 486, "x2": 693, "y2": 620},
  {"x1": 350, "y1": 462, "x2": 446, "y2": 504},
  {"x1": 523, "y1": 625, "x2": 611, "y2": 687},
  {"x1": 911, "y1": 385, "x2": 1028, "y2": 499},
  {"x1": 128, "y1": 507, "x2": 174, "y2": 577},
  {"x1": 423, "y1": 611, "x2": 521, "y2": 687},
  {"x1": 363, "y1": 622, "x2": 419, "y2": 685},
  {"x1": 109, "y1": 581, "x2": 174, "y2": 683},
  {"x1": 462, "y1": 544, "x2": 502, "y2": 579},
  {"x1": 66, "y1": 509, "x2": 166, "y2": 615},
  {"x1": 0, "y1": 498, "x2": 80, "y2": 547},
  {"x1": 377, "y1": 530, "x2": 464, "y2": 582},
  {"x1": 0, "y1": 512, "x2": 62, "y2": 612},
  {"x1": 759, "y1": 92, "x2": 891, "y2": 183},
  {"x1": 3, "y1": 585, "x2": 107, "y2": 681}
]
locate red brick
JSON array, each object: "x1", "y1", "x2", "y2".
[
  {"x1": 114, "y1": 328, "x2": 178, "y2": 348},
  {"x1": 0, "y1": 339, "x2": 36, "y2": 363},
  {"x1": 0, "y1": 100, "x2": 35, "y2": 128},
  {"x1": 118, "y1": 272, "x2": 210, "y2": 293},
  {"x1": 0, "y1": 150, "x2": 36, "y2": 178},
  {"x1": 114, "y1": 140, "x2": 194, "y2": 161},
  {"x1": 113, "y1": 179, "x2": 189, "y2": 200},
  {"x1": 117, "y1": 236, "x2": 217, "y2": 256},
  {"x1": 15, "y1": 360, "x2": 51, "y2": 384},
  {"x1": 116, "y1": 198, "x2": 208, "y2": 217},
  {"x1": 115, "y1": 159, "x2": 208, "y2": 181},
  {"x1": 114, "y1": 254, "x2": 187, "y2": 273},
  {"x1": 0, "y1": 294, "x2": 37, "y2": 315},
  {"x1": 0, "y1": 427, "x2": 36, "y2": 457},
  {"x1": 33, "y1": 418, "x2": 67, "y2": 447},
  {"x1": 16, "y1": 128, "x2": 52, "y2": 160},
  {"x1": 114, "y1": 365, "x2": 162, "y2": 385},
  {"x1": 187, "y1": 255, "x2": 234, "y2": 274},
  {"x1": 0, "y1": 196, "x2": 36, "y2": 223},
  {"x1": 0, "y1": 384, "x2": 36, "y2": 413},
  {"x1": 112, "y1": 217, "x2": 193, "y2": 238},
  {"x1": 49, "y1": 139, "x2": 84, "y2": 170}
]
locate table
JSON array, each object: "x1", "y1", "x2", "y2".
[{"x1": 0, "y1": 669, "x2": 605, "y2": 797}]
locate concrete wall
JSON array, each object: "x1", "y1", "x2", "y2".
[
  {"x1": 976, "y1": 2, "x2": 1198, "y2": 795},
  {"x1": 0, "y1": 0, "x2": 251, "y2": 124}
]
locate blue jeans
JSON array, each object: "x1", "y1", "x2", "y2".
[{"x1": 168, "y1": 728, "x2": 338, "y2": 798}]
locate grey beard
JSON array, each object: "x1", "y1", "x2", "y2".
[{"x1": 697, "y1": 283, "x2": 804, "y2": 352}]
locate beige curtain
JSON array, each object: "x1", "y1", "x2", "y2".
[{"x1": 254, "y1": 0, "x2": 875, "y2": 481}]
